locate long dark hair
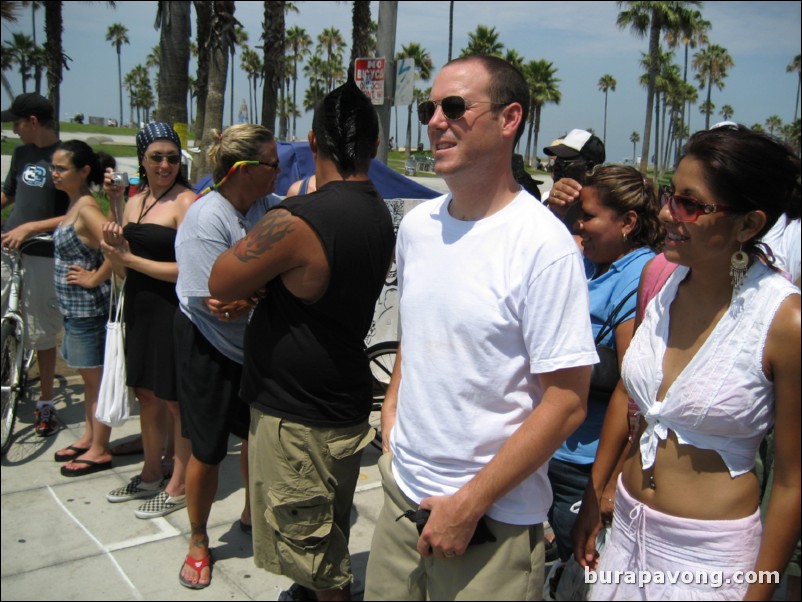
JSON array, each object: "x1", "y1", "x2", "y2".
[
  {"x1": 57, "y1": 140, "x2": 107, "y2": 188},
  {"x1": 681, "y1": 125, "x2": 801, "y2": 267}
]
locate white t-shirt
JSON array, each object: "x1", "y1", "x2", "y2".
[{"x1": 390, "y1": 190, "x2": 598, "y2": 525}]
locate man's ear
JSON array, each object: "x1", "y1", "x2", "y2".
[
  {"x1": 308, "y1": 131, "x2": 317, "y2": 155},
  {"x1": 501, "y1": 102, "x2": 524, "y2": 139}
]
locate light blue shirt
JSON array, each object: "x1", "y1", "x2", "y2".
[
  {"x1": 554, "y1": 246, "x2": 656, "y2": 464},
  {"x1": 175, "y1": 191, "x2": 281, "y2": 363}
]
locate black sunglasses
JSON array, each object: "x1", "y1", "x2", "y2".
[{"x1": 417, "y1": 96, "x2": 508, "y2": 125}]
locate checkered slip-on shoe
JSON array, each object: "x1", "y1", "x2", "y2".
[
  {"x1": 106, "y1": 475, "x2": 164, "y2": 503},
  {"x1": 134, "y1": 490, "x2": 187, "y2": 519}
]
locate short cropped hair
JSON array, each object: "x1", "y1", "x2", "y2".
[{"x1": 445, "y1": 55, "x2": 530, "y2": 145}]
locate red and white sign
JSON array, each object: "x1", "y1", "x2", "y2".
[{"x1": 355, "y1": 57, "x2": 386, "y2": 105}]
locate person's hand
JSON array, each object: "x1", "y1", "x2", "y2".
[
  {"x1": 206, "y1": 297, "x2": 252, "y2": 321},
  {"x1": 548, "y1": 177, "x2": 583, "y2": 216},
  {"x1": 101, "y1": 221, "x2": 125, "y2": 247},
  {"x1": 100, "y1": 236, "x2": 132, "y2": 270},
  {"x1": 66, "y1": 265, "x2": 99, "y2": 289},
  {"x1": 416, "y1": 495, "x2": 479, "y2": 559},
  {"x1": 103, "y1": 167, "x2": 125, "y2": 201},
  {"x1": 1, "y1": 223, "x2": 36, "y2": 251},
  {"x1": 571, "y1": 485, "x2": 604, "y2": 570}
]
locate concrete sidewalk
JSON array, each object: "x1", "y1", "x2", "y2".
[{"x1": 0, "y1": 358, "x2": 385, "y2": 601}]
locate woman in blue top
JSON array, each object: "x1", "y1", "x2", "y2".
[
  {"x1": 50, "y1": 140, "x2": 115, "y2": 476},
  {"x1": 547, "y1": 165, "x2": 664, "y2": 561}
]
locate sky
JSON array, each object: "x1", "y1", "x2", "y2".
[{"x1": 2, "y1": 1, "x2": 800, "y2": 163}]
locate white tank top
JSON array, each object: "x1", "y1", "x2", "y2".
[{"x1": 622, "y1": 262, "x2": 798, "y2": 477}]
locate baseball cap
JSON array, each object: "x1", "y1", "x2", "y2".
[
  {"x1": 543, "y1": 129, "x2": 605, "y2": 164},
  {"x1": 1, "y1": 93, "x2": 54, "y2": 122}
]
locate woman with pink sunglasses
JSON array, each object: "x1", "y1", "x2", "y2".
[{"x1": 574, "y1": 125, "x2": 800, "y2": 601}]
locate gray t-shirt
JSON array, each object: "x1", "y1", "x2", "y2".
[
  {"x1": 174, "y1": 190, "x2": 281, "y2": 363},
  {"x1": 2, "y1": 141, "x2": 69, "y2": 232}
]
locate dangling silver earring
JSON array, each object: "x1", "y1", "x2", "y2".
[
  {"x1": 622, "y1": 232, "x2": 627, "y2": 243},
  {"x1": 730, "y1": 247, "x2": 749, "y2": 289}
]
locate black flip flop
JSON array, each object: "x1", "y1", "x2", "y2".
[
  {"x1": 54, "y1": 445, "x2": 90, "y2": 463},
  {"x1": 60, "y1": 459, "x2": 113, "y2": 477}
]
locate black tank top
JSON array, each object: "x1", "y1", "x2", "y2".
[{"x1": 242, "y1": 180, "x2": 395, "y2": 427}]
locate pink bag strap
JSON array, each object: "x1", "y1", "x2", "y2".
[{"x1": 637, "y1": 253, "x2": 678, "y2": 318}]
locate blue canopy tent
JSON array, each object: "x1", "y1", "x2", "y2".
[{"x1": 193, "y1": 141, "x2": 440, "y2": 200}]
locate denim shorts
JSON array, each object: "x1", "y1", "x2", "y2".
[{"x1": 60, "y1": 315, "x2": 107, "y2": 369}]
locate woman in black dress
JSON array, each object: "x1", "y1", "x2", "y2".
[{"x1": 101, "y1": 123, "x2": 195, "y2": 519}]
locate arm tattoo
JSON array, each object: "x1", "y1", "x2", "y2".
[{"x1": 233, "y1": 210, "x2": 295, "y2": 263}]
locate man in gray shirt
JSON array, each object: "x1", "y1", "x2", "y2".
[{"x1": 1, "y1": 93, "x2": 67, "y2": 437}]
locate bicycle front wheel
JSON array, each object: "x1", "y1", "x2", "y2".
[
  {"x1": 1, "y1": 320, "x2": 23, "y2": 455},
  {"x1": 366, "y1": 341, "x2": 399, "y2": 450}
]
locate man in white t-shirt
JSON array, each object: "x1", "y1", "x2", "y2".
[{"x1": 364, "y1": 55, "x2": 598, "y2": 601}]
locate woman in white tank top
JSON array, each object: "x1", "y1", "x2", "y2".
[{"x1": 573, "y1": 124, "x2": 800, "y2": 601}]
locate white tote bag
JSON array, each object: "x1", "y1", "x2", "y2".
[{"x1": 95, "y1": 277, "x2": 132, "y2": 427}]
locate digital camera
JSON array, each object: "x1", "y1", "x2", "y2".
[{"x1": 110, "y1": 172, "x2": 129, "y2": 187}]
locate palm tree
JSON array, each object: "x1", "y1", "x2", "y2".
[
  {"x1": 698, "y1": 99, "x2": 714, "y2": 124},
  {"x1": 630, "y1": 130, "x2": 640, "y2": 163},
  {"x1": 192, "y1": 0, "x2": 212, "y2": 144},
  {"x1": 787, "y1": 54, "x2": 801, "y2": 122},
  {"x1": 523, "y1": 59, "x2": 561, "y2": 166},
  {"x1": 350, "y1": 0, "x2": 372, "y2": 76},
  {"x1": 155, "y1": 1, "x2": 190, "y2": 126},
  {"x1": 504, "y1": 49, "x2": 525, "y2": 72},
  {"x1": 664, "y1": 7, "x2": 709, "y2": 158},
  {"x1": 286, "y1": 26, "x2": 311, "y2": 140},
  {"x1": 616, "y1": 0, "x2": 700, "y2": 173},
  {"x1": 195, "y1": 0, "x2": 237, "y2": 179},
  {"x1": 692, "y1": 43, "x2": 734, "y2": 129},
  {"x1": 21, "y1": 1, "x2": 44, "y2": 46},
  {"x1": 598, "y1": 74, "x2": 617, "y2": 147},
  {"x1": 460, "y1": 25, "x2": 504, "y2": 57},
  {"x1": 765, "y1": 115, "x2": 783, "y2": 137},
  {"x1": 105, "y1": 22, "x2": 129, "y2": 128},
  {"x1": 3, "y1": 33, "x2": 35, "y2": 93},
  {"x1": 639, "y1": 48, "x2": 678, "y2": 176},
  {"x1": 719, "y1": 104, "x2": 734, "y2": 121},
  {"x1": 261, "y1": 0, "x2": 284, "y2": 132},
  {"x1": 396, "y1": 42, "x2": 433, "y2": 157},
  {"x1": 29, "y1": 43, "x2": 46, "y2": 95},
  {"x1": 448, "y1": 1, "x2": 454, "y2": 61},
  {"x1": 317, "y1": 27, "x2": 346, "y2": 92},
  {"x1": 229, "y1": 25, "x2": 248, "y2": 126},
  {"x1": 303, "y1": 55, "x2": 327, "y2": 111},
  {"x1": 241, "y1": 47, "x2": 263, "y2": 124}
]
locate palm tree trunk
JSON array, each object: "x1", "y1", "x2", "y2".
[
  {"x1": 705, "y1": 75, "x2": 713, "y2": 129},
  {"x1": 157, "y1": 1, "x2": 191, "y2": 126},
  {"x1": 603, "y1": 90, "x2": 608, "y2": 147},
  {"x1": 261, "y1": 1, "x2": 284, "y2": 131},
  {"x1": 193, "y1": 0, "x2": 212, "y2": 145},
  {"x1": 117, "y1": 50, "x2": 123, "y2": 126},
  {"x1": 533, "y1": 105, "x2": 543, "y2": 167},
  {"x1": 448, "y1": 1, "x2": 454, "y2": 62},
  {"x1": 44, "y1": 1, "x2": 63, "y2": 137},
  {"x1": 639, "y1": 16, "x2": 660, "y2": 175}
]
